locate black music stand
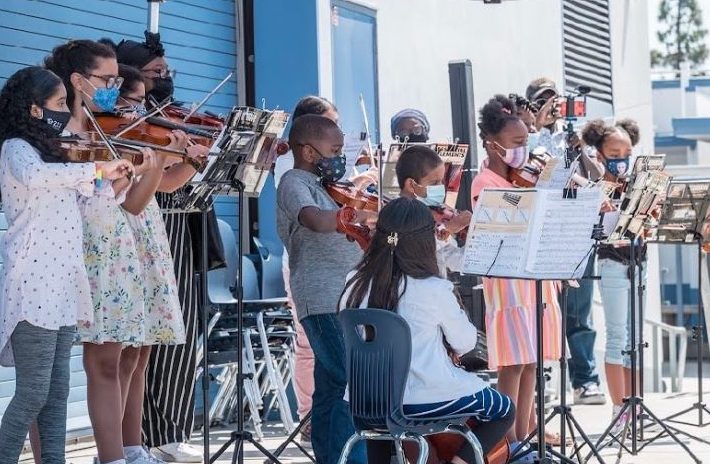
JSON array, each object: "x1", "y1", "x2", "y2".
[
  {"x1": 648, "y1": 179, "x2": 710, "y2": 441},
  {"x1": 589, "y1": 175, "x2": 702, "y2": 463},
  {"x1": 177, "y1": 107, "x2": 291, "y2": 464},
  {"x1": 463, "y1": 187, "x2": 604, "y2": 464}
]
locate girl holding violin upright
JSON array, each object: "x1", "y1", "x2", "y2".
[
  {"x1": 581, "y1": 118, "x2": 644, "y2": 435},
  {"x1": 0, "y1": 67, "x2": 132, "y2": 464},
  {"x1": 340, "y1": 197, "x2": 515, "y2": 464},
  {"x1": 44, "y1": 39, "x2": 186, "y2": 464},
  {"x1": 395, "y1": 145, "x2": 472, "y2": 275},
  {"x1": 471, "y1": 95, "x2": 561, "y2": 460},
  {"x1": 109, "y1": 32, "x2": 211, "y2": 462}
]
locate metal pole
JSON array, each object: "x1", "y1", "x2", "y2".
[{"x1": 147, "y1": 0, "x2": 163, "y2": 33}]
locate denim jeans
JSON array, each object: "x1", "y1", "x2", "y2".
[
  {"x1": 598, "y1": 258, "x2": 646, "y2": 368},
  {"x1": 564, "y1": 255, "x2": 600, "y2": 389},
  {"x1": 301, "y1": 314, "x2": 366, "y2": 464}
]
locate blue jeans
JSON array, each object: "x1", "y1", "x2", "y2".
[
  {"x1": 301, "y1": 314, "x2": 366, "y2": 464},
  {"x1": 564, "y1": 255, "x2": 600, "y2": 389},
  {"x1": 598, "y1": 258, "x2": 646, "y2": 368}
]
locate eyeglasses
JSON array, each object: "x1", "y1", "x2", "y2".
[
  {"x1": 121, "y1": 95, "x2": 146, "y2": 106},
  {"x1": 85, "y1": 74, "x2": 123, "y2": 89},
  {"x1": 141, "y1": 67, "x2": 176, "y2": 79}
]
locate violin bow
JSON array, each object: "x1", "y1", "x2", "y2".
[
  {"x1": 113, "y1": 98, "x2": 173, "y2": 139},
  {"x1": 358, "y1": 94, "x2": 384, "y2": 212},
  {"x1": 183, "y1": 72, "x2": 233, "y2": 122}
]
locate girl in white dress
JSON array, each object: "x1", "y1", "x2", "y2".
[{"x1": 0, "y1": 66, "x2": 132, "y2": 463}]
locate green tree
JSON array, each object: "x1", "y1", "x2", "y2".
[{"x1": 651, "y1": 0, "x2": 708, "y2": 70}]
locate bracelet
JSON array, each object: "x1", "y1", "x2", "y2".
[{"x1": 95, "y1": 168, "x2": 103, "y2": 188}]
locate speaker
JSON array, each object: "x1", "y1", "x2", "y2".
[{"x1": 448, "y1": 60, "x2": 478, "y2": 213}]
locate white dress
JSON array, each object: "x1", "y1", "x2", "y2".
[
  {"x1": 123, "y1": 197, "x2": 185, "y2": 345},
  {"x1": 0, "y1": 138, "x2": 95, "y2": 366}
]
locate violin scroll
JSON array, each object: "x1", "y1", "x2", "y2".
[{"x1": 336, "y1": 206, "x2": 372, "y2": 251}]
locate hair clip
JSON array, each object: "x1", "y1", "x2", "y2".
[
  {"x1": 387, "y1": 232, "x2": 399, "y2": 247},
  {"x1": 501, "y1": 108, "x2": 512, "y2": 115}
]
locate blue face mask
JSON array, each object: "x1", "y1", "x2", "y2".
[
  {"x1": 602, "y1": 155, "x2": 630, "y2": 177},
  {"x1": 92, "y1": 86, "x2": 120, "y2": 112},
  {"x1": 416, "y1": 183, "x2": 446, "y2": 207}
]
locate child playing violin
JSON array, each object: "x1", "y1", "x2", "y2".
[
  {"x1": 395, "y1": 145, "x2": 472, "y2": 275},
  {"x1": 471, "y1": 95, "x2": 562, "y2": 461},
  {"x1": 340, "y1": 197, "x2": 515, "y2": 463},
  {"x1": 276, "y1": 114, "x2": 374, "y2": 464},
  {"x1": 0, "y1": 66, "x2": 132, "y2": 463}
]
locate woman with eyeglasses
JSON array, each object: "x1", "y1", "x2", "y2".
[{"x1": 43, "y1": 39, "x2": 189, "y2": 464}]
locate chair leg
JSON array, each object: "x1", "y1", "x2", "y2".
[
  {"x1": 336, "y1": 432, "x2": 363, "y2": 464},
  {"x1": 394, "y1": 438, "x2": 406, "y2": 464},
  {"x1": 447, "y1": 424, "x2": 485, "y2": 464},
  {"x1": 413, "y1": 434, "x2": 429, "y2": 464}
]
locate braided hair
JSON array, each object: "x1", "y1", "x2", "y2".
[
  {"x1": 0, "y1": 66, "x2": 67, "y2": 162},
  {"x1": 44, "y1": 39, "x2": 116, "y2": 114}
]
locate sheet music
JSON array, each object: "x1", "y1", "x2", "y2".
[
  {"x1": 463, "y1": 187, "x2": 603, "y2": 279},
  {"x1": 536, "y1": 157, "x2": 575, "y2": 190},
  {"x1": 463, "y1": 189, "x2": 536, "y2": 277},
  {"x1": 526, "y1": 189, "x2": 603, "y2": 276}
]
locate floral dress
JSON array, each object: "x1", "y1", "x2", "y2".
[
  {"x1": 123, "y1": 196, "x2": 185, "y2": 345},
  {"x1": 76, "y1": 182, "x2": 145, "y2": 345}
]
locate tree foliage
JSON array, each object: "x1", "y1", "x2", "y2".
[{"x1": 650, "y1": 0, "x2": 708, "y2": 69}]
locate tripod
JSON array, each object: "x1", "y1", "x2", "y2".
[
  {"x1": 209, "y1": 180, "x2": 284, "y2": 464},
  {"x1": 541, "y1": 281, "x2": 606, "y2": 464},
  {"x1": 664, "y1": 238, "x2": 710, "y2": 428},
  {"x1": 590, "y1": 240, "x2": 701, "y2": 463}
]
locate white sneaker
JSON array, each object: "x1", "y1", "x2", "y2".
[
  {"x1": 573, "y1": 383, "x2": 607, "y2": 405},
  {"x1": 126, "y1": 447, "x2": 166, "y2": 464},
  {"x1": 154, "y1": 442, "x2": 203, "y2": 463},
  {"x1": 610, "y1": 405, "x2": 630, "y2": 436}
]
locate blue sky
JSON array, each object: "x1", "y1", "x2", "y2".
[{"x1": 647, "y1": 0, "x2": 710, "y2": 69}]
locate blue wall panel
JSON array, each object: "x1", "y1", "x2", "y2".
[
  {"x1": 254, "y1": 0, "x2": 320, "y2": 248},
  {"x1": 0, "y1": 0, "x2": 238, "y2": 434}
]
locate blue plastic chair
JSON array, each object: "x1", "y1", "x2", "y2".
[
  {"x1": 253, "y1": 236, "x2": 286, "y2": 299},
  {"x1": 338, "y1": 308, "x2": 485, "y2": 464}
]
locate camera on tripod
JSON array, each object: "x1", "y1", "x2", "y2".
[{"x1": 560, "y1": 85, "x2": 591, "y2": 120}]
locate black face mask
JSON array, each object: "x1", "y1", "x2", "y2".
[
  {"x1": 398, "y1": 133, "x2": 428, "y2": 143},
  {"x1": 148, "y1": 77, "x2": 174, "y2": 103},
  {"x1": 41, "y1": 108, "x2": 71, "y2": 134}
]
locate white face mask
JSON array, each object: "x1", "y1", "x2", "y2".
[
  {"x1": 493, "y1": 141, "x2": 527, "y2": 169},
  {"x1": 415, "y1": 183, "x2": 446, "y2": 207}
]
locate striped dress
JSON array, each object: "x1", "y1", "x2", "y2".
[
  {"x1": 142, "y1": 189, "x2": 199, "y2": 447},
  {"x1": 471, "y1": 168, "x2": 562, "y2": 369}
]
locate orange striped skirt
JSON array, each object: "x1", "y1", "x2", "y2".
[{"x1": 483, "y1": 278, "x2": 562, "y2": 369}]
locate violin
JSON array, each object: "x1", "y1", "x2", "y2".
[
  {"x1": 327, "y1": 182, "x2": 383, "y2": 251},
  {"x1": 508, "y1": 148, "x2": 553, "y2": 188},
  {"x1": 94, "y1": 112, "x2": 215, "y2": 149},
  {"x1": 429, "y1": 203, "x2": 469, "y2": 242},
  {"x1": 59, "y1": 138, "x2": 144, "y2": 165},
  {"x1": 61, "y1": 133, "x2": 205, "y2": 172},
  {"x1": 402, "y1": 422, "x2": 510, "y2": 464},
  {"x1": 326, "y1": 182, "x2": 380, "y2": 213},
  {"x1": 163, "y1": 104, "x2": 224, "y2": 130}
]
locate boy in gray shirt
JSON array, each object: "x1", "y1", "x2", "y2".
[{"x1": 276, "y1": 114, "x2": 372, "y2": 464}]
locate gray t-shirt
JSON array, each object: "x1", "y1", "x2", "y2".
[{"x1": 276, "y1": 169, "x2": 362, "y2": 320}]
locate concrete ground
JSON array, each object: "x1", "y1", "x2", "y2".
[{"x1": 21, "y1": 369, "x2": 710, "y2": 464}]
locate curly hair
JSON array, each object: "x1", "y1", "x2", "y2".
[
  {"x1": 582, "y1": 118, "x2": 641, "y2": 150},
  {"x1": 0, "y1": 67, "x2": 68, "y2": 163},
  {"x1": 44, "y1": 39, "x2": 116, "y2": 114},
  {"x1": 478, "y1": 94, "x2": 520, "y2": 140}
]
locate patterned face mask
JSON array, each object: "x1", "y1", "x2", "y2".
[{"x1": 311, "y1": 145, "x2": 346, "y2": 182}]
